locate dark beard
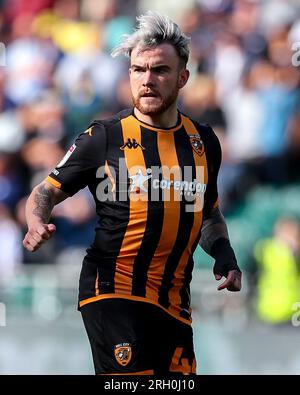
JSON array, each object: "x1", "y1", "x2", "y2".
[{"x1": 132, "y1": 87, "x2": 179, "y2": 116}]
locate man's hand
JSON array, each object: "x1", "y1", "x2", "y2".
[
  {"x1": 23, "y1": 223, "x2": 56, "y2": 252},
  {"x1": 210, "y1": 238, "x2": 242, "y2": 292},
  {"x1": 214, "y1": 269, "x2": 242, "y2": 292},
  {"x1": 199, "y1": 209, "x2": 242, "y2": 292},
  {"x1": 23, "y1": 180, "x2": 68, "y2": 252}
]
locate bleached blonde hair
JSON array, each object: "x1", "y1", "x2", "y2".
[{"x1": 111, "y1": 11, "x2": 191, "y2": 67}]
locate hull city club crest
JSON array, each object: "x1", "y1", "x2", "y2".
[
  {"x1": 189, "y1": 134, "x2": 204, "y2": 156},
  {"x1": 114, "y1": 343, "x2": 132, "y2": 366}
]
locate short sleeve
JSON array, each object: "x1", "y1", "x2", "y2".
[{"x1": 46, "y1": 123, "x2": 107, "y2": 196}]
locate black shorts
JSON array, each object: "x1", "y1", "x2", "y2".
[{"x1": 81, "y1": 298, "x2": 196, "y2": 375}]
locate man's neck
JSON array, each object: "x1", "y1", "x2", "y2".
[{"x1": 134, "y1": 105, "x2": 179, "y2": 129}]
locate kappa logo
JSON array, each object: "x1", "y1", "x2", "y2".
[
  {"x1": 189, "y1": 134, "x2": 204, "y2": 156},
  {"x1": 84, "y1": 127, "x2": 93, "y2": 137},
  {"x1": 120, "y1": 138, "x2": 145, "y2": 150},
  {"x1": 114, "y1": 343, "x2": 132, "y2": 366}
]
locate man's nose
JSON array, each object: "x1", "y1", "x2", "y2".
[{"x1": 142, "y1": 70, "x2": 154, "y2": 86}]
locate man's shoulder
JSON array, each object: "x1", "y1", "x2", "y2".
[
  {"x1": 182, "y1": 112, "x2": 217, "y2": 140},
  {"x1": 182, "y1": 113, "x2": 214, "y2": 135},
  {"x1": 89, "y1": 108, "x2": 133, "y2": 131},
  {"x1": 182, "y1": 113, "x2": 221, "y2": 162}
]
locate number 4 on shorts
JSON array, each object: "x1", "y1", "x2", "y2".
[{"x1": 169, "y1": 347, "x2": 196, "y2": 374}]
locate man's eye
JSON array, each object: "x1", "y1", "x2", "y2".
[{"x1": 155, "y1": 68, "x2": 168, "y2": 73}]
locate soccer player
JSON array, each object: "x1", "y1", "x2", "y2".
[{"x1": 23, "y1": 11, "x2": 242, "y2": 375}]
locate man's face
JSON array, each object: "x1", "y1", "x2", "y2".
[{"x1": 129, "y1": 43, "x2": 189, "y2": 116}]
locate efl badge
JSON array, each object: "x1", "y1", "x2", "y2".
[
  {"x1": 189, "y1": 134, "x2": 204, "y2": 156},
  {"x1": 114, "y1": 343, "x2": 132, "y2": 366},
  {"x1": 56, "y1": 144, "x2": 76, "y2": 168}
]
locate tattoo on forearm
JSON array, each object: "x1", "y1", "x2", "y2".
[
  {"x1": 199, "y1": 208, "x2": 229, "y2": 254},
  {"x1": 33, "y1": 185, "x2": 54, "y2": 223}
]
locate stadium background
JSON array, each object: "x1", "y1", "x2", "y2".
[{"x1": 0, "y1": 0, "x2": 300, "y2": 374}]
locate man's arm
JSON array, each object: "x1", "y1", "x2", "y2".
[
  {"x1": 23, "y1": 123, "x2": 107, "y2": 253},
  {"x1": 199, "y1": 207, "x2": 242, "y2": 292},
  {"x1": 23, "y1": 180, "x2": 69, "y2": 252}
]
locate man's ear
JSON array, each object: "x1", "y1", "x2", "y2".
[{"x1": 178, "y1": 69, "x2": 190, "y2": 89}]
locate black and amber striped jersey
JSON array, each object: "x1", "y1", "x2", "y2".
[{"x1": 47, "y1": 108, "x2": 221, "y2": 325}]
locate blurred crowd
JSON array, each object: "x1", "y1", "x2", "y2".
[{"x1": 0, "y1": 0, "x2": 300, "y2": 295}]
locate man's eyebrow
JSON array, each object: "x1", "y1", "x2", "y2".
[
  {"x1": 131, "y1": 64, "x2": 145, "y2": 69},
  {"x1": 130, "y1": 64, "x2": 171, "y2": 70},
  {"x1": 152, "y1": 64, "x2": 171, "y2": 70}
]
